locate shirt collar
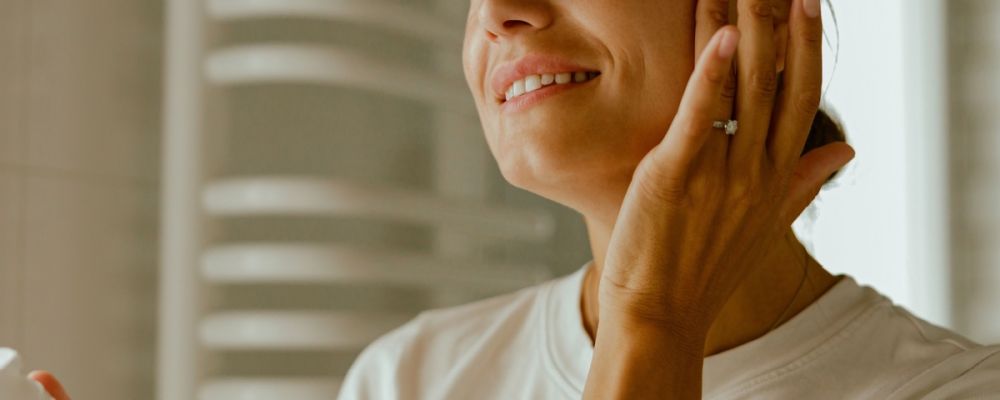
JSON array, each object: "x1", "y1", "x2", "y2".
[{"x1": 542, "y1": 260, "x2": 883, "y2": 396}]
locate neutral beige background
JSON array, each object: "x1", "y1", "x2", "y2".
[
  {"x1": 0, "y1": 0, "x2": 163, "y2": 399},
  {"x1": 0, "y1": 0, "x2": 998, "y2": 399},
  {"x1": 949, "y1": 0, "x2": 1000, "y2": 343}
]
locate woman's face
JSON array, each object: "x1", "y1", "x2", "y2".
[{"x1": 463, "y1": 0, "x2": 696, "y2": 211}]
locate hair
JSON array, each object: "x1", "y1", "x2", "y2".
[
  {"x1": 804, "y1": 109, "x2": 847, "y2": 184},
  {"x1": 803, "y1": 0, "x2": 846, "y2": 185}
]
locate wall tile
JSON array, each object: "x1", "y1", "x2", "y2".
[
  {"x1": 24, "y1": 0, "x2": 162, "y2": 182},
  {"x1": 0, "y1": 0, "x2": 26, "y2": 165},
  {"x1": 20, "y1": 174, "x2": 158, "y2": 400},
  {"x1": 0, "y1": 170, "x2": 22, "y2": 347},
  {"x1": 950, "y1": 0, "x2": 1000, "y2": 344}
]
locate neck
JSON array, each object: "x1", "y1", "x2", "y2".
[{"x1": 579, "y1": 216, "x2": 841, "y2": 356}]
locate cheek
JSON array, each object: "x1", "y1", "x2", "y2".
[
  {"x1": 462, "y1": 40, "x2": 487, "y2": 103},
  {"x1": 582, "y1": 2, "x2": 695, "y2": 144},
  {"x1": 465, "y1": 0, "x2": 698, "y2": 190}
]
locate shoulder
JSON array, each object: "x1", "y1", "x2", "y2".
[
  {"x1": 888, "y1": 344, "x2": 1000, "y2": 399},
  {"x1": 874, "y1": 303, "x2": 1000, "y2": 398},
  {"x1": 338, "y1": 279, "x2": 556, "y2": 399}
]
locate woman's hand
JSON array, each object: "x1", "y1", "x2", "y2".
[
  {"x1": 583, "y1": 0, "x2": 854, "y2": 398},
  {"x1": 28, "y1": 370, "x2": 71, "y2": 400}
]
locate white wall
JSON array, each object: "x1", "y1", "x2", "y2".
[{"x1": 793, "y1": 0, "x2": 950, "y2": 325}]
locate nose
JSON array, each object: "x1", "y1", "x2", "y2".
[{"x1": 477, "y1": 0, "x2": 553, "y2": 41}]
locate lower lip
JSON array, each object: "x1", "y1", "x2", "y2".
[{"x1": 500, "y1": 78, "x2": 599, "y2": 114}]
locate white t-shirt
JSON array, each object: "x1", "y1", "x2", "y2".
[{"x1": 338, "y1": 261, "x2": 1000, "y2": 399}]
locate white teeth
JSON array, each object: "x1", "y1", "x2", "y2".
[
  {"x1": 503, "y1": 71, "x2": 599, "y2": 102},
  {"x1": 524, "y1": 75, "x2": 542, "y2": 93},
  {"x1": 512, "y1": 80, "x2": 525, "y2": 97}
]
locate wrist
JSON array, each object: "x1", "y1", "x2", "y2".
[
  {"x1": 585, "y1": 316, "x2": 707, "y2": 400},
  {"x1": 598, "y1": 314, "x2": 708, "y2": 358},
  {"x1": 599, "y1": 302, "x2": 711, "y2": 342}
]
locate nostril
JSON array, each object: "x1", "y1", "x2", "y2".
[{"x1": 502, "y1": 20, "x2": 532, "y2": 30}]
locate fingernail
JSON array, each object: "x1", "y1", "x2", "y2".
[
  {"x1": 717, "y1": 29, "x2": 739, "y2": 58},
  {"x1": 803, "y1": 0, "x2": 820, "y2": 18}
]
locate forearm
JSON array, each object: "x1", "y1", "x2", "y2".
[{"x1": 583, "y1": 318, "x2": 706, "y2": 400}]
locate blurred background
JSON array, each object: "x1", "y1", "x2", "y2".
[{"x1": 0, "y1": 0, "x2": 996, "y2": 399}]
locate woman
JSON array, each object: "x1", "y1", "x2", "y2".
[
  {"x1": 334, "y1": 0, "x2": 999, "y2": 398},
  {"x1": 32, "y1": 0, "x2": 999, "y2": 398}
]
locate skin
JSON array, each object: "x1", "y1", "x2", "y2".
[
  {"x1": 34, "y1": 0, "x2": 849, "y2": 398},
  {"x1": 466, "y1": 0, "x2": 855, "y2": 397}
]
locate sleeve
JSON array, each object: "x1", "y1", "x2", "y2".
[
  {"x1": 337, "y1": 339, "x2": 397, "y2": 400},
  {"x1": 337, "y1": 314, "x2": 424, "y2": 400},
  {"x1": 922, "y1": 347, "x2": 1000, "y2": 399}
]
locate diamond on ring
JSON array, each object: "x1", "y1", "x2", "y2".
[{"x1": 713, "y1": 120, "x2": 738, "y2": 136}]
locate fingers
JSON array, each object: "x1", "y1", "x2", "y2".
[
  {"x1": 769, "y1": 0, "x2": 823, "y2": 171},
  {"x1": 779, "y1": 142, "x2": 854, "y2": 226},
  {"x1": 655, "y1": 27, "x2": 740, "y2": 179},
  {"x1": 28, "y1": 370, "x2": 71, "y2": 400},
  {"x1": 695, "y1": 0, "x2": 731, "y2": 58},
  {"x1": 695, "y1": 0, "x2": 738, "y2": 167},
  {"x1": 729, "y1": 0, "x2": 778, "y2": 170}
]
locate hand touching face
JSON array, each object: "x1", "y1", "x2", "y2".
[{"x1": 462, "y1": 0, "x2": 795, "y2": 216}]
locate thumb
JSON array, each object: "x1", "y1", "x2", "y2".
[{"x1": 779, "y1": 141, "x2": 856, "y2": 226}]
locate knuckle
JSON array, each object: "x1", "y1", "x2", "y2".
[
  {"x1": 790, "y1": 168, "x2": 810, "y2": 186},
  {"x1": 704, "y1": 65, "x2": 727, "y2": 85},
  {"x1": 727, "y1": 182, "x2": 751, "y2": 204},
  {"x1": 699, "y1": 0, "x2": 730, "y2": 25},
  {"x1": 799, "y1": 22, "x2": 824, "y2": 46},
  {"x1": 747, "y1": 1, "x2": 775, "y2": 20},
  {"x1": 707, "y1": 8, "x2": 728, "y2": 26},
  {"x1": 749, "y1": 70, "x2": 779, "y2": 97},
  {"x1": 795, "y1": 89, "x2": 822, "y2": 115},
  {"x1": 635, "y1": 159, "x2": 690, "y2": 205},
  {"x1": 684, "y1": 103, "x2": 714, "y2": 128},
  {"x1": 727, "y1": 176, "x2": 763, "y2": 205},
  {"x1": 688, "y1": 174, "x2": 722, "y2": 204},
  {"x1": 721, "y1": 70, "x2": 738, "y2": 102},
  {"x1": 642, "y1": 176, "x2": 689, "y2": 206}
]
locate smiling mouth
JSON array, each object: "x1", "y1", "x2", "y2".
[{"x1": 502, "y1": 71, "x2": 601, "y2": 103}]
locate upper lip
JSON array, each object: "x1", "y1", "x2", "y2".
[{"x1": 490, "y1": 54, "x2": 599, "y2": 103}]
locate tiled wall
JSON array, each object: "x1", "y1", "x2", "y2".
[
  {"x1": 949, "y1": 0, "x2": 1000, "y2": 344},
  {"x1": 1, "y1": 1, "x2": 995, "y2": 398},
  {"x1": 0, "y1": 0, "x2": 163, "y2": 398}
]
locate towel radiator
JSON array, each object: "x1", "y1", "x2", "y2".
[{"x1": 158, "y1": 1, "x2": 557, "y2": 399}]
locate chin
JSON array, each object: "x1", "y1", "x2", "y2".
[
  {"x1": 492, "y1": 134, "x2": 633, "y2": 207},
  {"x1": 493, "y1": 141, "x2": 565, "y2": 193},
  {"x1": 483, "y1": 95, "x2": 663, "y2": 210}
]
